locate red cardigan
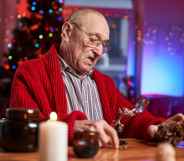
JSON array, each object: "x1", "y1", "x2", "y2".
[{"x1": 10, "y1": 46, "x2": 164, "y2": 142}]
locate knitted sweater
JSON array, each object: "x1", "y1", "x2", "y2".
[{"x1": 10, "y1": 46, "x2": 164, "y2": 142}]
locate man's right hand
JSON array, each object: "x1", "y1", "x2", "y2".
[{"x1": 74, "y1": 120, "x2": 119, "y2": 149}]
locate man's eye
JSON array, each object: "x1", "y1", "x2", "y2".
[{"x1": 89, "y1": 37, "x2": 99, "y2": 43}]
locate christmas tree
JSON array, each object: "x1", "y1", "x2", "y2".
[
  {"x1": 0, "y1": 0, "x2": 64, "y2": 111},
  {"x1": 7, "y1": 0, "x2": 64, "y2": 72}
]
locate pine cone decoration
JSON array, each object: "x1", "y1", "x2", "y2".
[{"x1": 153, "y1": 121, "x2": 184, "y2": 146}]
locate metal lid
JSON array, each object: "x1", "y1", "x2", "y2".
[{"x1": 6, "y1": 108, "x2": 39, "y2": 122}]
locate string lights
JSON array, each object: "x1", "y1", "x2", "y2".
[{"x1": 2, "y1": 0, "x2": 63, "y2": 72}]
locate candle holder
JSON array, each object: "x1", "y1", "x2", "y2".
[
  {"x1": 0, "y1": 108, "x2": 39, "y2": 152},
  {"x1": 73, "y1": 127, "x2": 99, "y2": 158}
]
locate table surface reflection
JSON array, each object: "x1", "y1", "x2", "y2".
[{"x1": 0, "y1": 139, "x2": 184, "y2": 161}]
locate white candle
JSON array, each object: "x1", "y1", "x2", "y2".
[{"x1": 39, "y1": 112, "x2": 68, "y2": 161}]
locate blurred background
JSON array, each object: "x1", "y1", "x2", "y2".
[{"x1": 0, "y1": 0, "x2": 184, "y2": 117}]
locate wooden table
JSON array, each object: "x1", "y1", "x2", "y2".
[{"x1": 0, "y1": 139, "x2": 183, "y2": 161}]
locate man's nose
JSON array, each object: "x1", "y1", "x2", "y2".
[{"x1": 92, "y1": 45, "x2": 103, "y2": 56}]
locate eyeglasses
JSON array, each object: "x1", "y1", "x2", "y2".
[{"x1": 71, "y1": 22, "x2": 109, "y2": 48}]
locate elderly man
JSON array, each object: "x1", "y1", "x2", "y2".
[{"x1": 10, "y1": 9, "x2": 184, "y2": 148}]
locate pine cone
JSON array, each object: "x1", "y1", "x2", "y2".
[{"x1": 153, "y1": 121, "x2": 184, "y2": 146}]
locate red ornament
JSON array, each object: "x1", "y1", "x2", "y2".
[{"x1": 3, "y1": 64, "x2": 10, "y2": 70}]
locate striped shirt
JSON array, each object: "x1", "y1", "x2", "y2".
[{"x1": 58, "y1": 56, "x2": 104, "y2": 120}]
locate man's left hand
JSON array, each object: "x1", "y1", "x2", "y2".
[{"x1": 148, "y1": 113, "x2": 184, "y2": 140}]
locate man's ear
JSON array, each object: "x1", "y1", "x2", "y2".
[{"x1": 61, "y1": 22, "x2": 73, "y2": 42}]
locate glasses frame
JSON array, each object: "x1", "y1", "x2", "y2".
[{"x1": 70, "y1": 22, "x2": 109, "y2": 48}]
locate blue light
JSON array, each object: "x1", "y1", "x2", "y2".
[
  {"x1": 31, "y1": 6, "x2": 36, "y2": 11},
  {"x1": 177, "y1": 141, "x2": 184, "y2": 148},
  {"x1": 32, "y1": 1, "x2": 36, "y2": 5},
  {"x1": 57, "y1": 16, "x2": 62, "y2": 21},
  {"x1": 58, "y1": 0, "x2": 63, "y2": 3},
  {"x1": 12, "y1": 64, "x2": 17, "y2": 70},
  {"x1": 141, "y1": 48, "x2": 184, "y2": 96},
  {"x1": 48, "y1": 9, "x2": 53, "y2": 14},
  {"x1": 138, "y1": 23, "x2": 184, "y2": 97},
  {"x1": 34, "y1": 43, "x2": 40, "y2": 48}
]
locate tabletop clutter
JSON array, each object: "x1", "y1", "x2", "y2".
[
  {"x1": 73, "y1": 126, "x2": 99, "y2": 158},
  {"x1": 0, "y1": 107, "x2": 182, "y2": 161},
  {"x1": 0, "y1": 108, "x2": 39, "y2": 152}
]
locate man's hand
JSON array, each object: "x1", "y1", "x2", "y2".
[
  {"x1": 148, "y1": 113, "x2": 184, "y2": 145},
  {"x1": 74, "y1": 120, "x2": 119, "y2": 149},
  {"x1": 163, "y1": 113, "x2": 184, "y2": 124}
]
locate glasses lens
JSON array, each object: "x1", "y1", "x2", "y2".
[
  {"x1": 102, "y1": 40, "x2": 109, "y2": 48},
  {"x1": 72, "y1": 22, "x2": 109, "y2": 49}
]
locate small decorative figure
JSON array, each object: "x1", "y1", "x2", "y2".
[
  {"x1": 113, "y1": 97, "x2": 149, "y2": 137},
  {"x1": 113, "y1": 108, "x2": 125, "y2": 138},
  {"x1": 113, "y1": 97, "x2": 149, "y2": 149}
]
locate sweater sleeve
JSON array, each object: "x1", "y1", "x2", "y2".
[
  {"x1": 10, "y1": 70, "x2": 38, "y2": 109},
  {"x1": 116, "y1": 92, "x2": 166, "y2": 140},
  {"x1": 62, "y1": 111, "x2": 87, "y2": 144},
  {"x1": 10, "y1": 70, "x2": 88, "y2": 144},
  {"x1": 107, "y1": 79, "x2": 166, "y2": 141},
  {"x1": 9, "y1": 66, "x2": 47, "y2": 120},
  {"x1": 123, "y1": 110, "x2": 165, "y2": 140}
]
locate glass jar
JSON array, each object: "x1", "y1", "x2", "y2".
[
  {"x1": 73, "y1": 127, "x2": 99, "y2": 158},
  {"x1": 0, "y1": 108, "x2": 39, "y2": 152}
]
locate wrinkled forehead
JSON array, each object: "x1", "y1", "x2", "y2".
[{"x1": 70, "y1": 12, "x2": 110, "y2": 40}]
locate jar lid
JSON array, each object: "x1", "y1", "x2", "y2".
[{"x1": 6, "y1": 108, "x2": 39, "y2": 122}]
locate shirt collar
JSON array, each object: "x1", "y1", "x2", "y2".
[{"x1": 57, "y1": 54, "x2": 93, "y2": 79}]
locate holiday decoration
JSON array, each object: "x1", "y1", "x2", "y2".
[
  {"x1": 0, "y1": 0, "x2": 64, "y2": 102},
  {"x1": 153, "y1": 121, "x2": 184, "y2": 146},
  {"x1": 7, "y1": 0, "x2": 64, "y2": 72},
  {"x1": 113, "y1": 97, "x2": 149, "y2": 138}
]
